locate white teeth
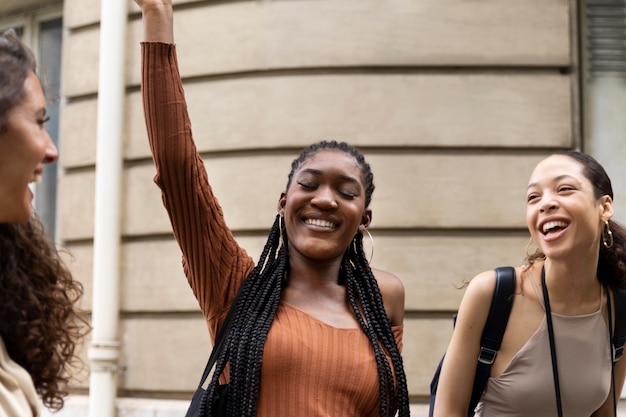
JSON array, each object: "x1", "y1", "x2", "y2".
[
  {"x1": 31, "y1": 174, "x2": 41, "y2": 184},
  {"x1": 543, "y1": 220, "x2": 568, "y2": 233},
  {"x1": 305, "y1": 218, "x2": 336, "y2": 229}
]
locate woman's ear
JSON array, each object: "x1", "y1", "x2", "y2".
[
  {"x1": 277, "y1": 192, "x2": 287, "y2": 216},
  {"x1": 360, "y1": 209, "x2": 372, "y2": 229},
  {"x1": 601, "y1": 195, "x2": 614, "y2": 223}
]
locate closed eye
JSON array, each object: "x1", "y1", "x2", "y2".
[
  {"x1": 297, "y1": 181, "x2": 316, "y2": 190},
  {"x1": 339, "y1": 189, "x2": 357, "y2": 199}
]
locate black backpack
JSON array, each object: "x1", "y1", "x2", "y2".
[{"x1": 428, "y1": 266, "x2": 626, "y2": 417}]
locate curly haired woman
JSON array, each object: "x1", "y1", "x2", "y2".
[{"x1": 0, "y1": 29, "x2": 87, "y2": 416}]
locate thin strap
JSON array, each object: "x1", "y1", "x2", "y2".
[
  {"x1": 541, "y1": 266, "x2": 563, "y2": 417},
  {"x1": 527, "y1": 272, "x2": 543, "y2": 305},
  {"x1": 607, "y1": 289, "x2": 617, "y2": 416}
]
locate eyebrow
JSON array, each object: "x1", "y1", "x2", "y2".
[{"x1": 527, "y1": 174, "x2": 581, "y2": 190}]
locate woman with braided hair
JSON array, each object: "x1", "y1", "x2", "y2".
[
  {"x1": 0, "y1": 29, "x2": 87, "y2": 416},
  {"x1": 134, "y1": 1, "x2": 410, "y2": 416}
]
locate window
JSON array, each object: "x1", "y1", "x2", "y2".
[{"x1": 1, "y1": 9, "x2": 63, "y2": 239}]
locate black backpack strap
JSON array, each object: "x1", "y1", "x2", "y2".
[
  {"x1": 467, "y1": 266, "x2": 516, "y2": 416},
  {"x1": 612, "y1": 288, "x2": 626, "y2": 362}
]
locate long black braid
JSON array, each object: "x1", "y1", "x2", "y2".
[
  {"x1": 203, "y1": 215, "x2": 287, "y2": 416},
  {"x1": 203, "y1": 140, "x2": 410, "y2": 417},
  {"x1": 344, "y1": 232, "x2": 411, "y2": 416}
]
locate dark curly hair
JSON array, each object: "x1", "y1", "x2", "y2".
[
  {"x1": 0, "y1": 28, "x2": 36, "y2": 132},
  {"x1": 0, "y1": 28, "x2": 89, "y2": 411},
  {"x1": 202, "y1": 141, "x2": 410, "y2": 417},
  {"x1": 0, "y1": 219, "x2": 88, "y2": 410},
  {"x1": 526, "y1": 150, "x2": 626, "y2": 289}
]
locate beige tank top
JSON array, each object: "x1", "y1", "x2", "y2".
[
  {"x1": 475, "y1": 283, "x2": 612, "y2": 417},
  {"x1": 0, "y1": 337, "x2": 38, "y2": 417}
]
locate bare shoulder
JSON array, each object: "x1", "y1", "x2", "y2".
[
  {"x1": 372, "y1": 267, "x2": 405, "y2": 294},
  {"x1": 454, "y1": 269, "x2": 499, "y2": 326},
  {"x1": 371, "y1": 267, "x2": 405, "y2": 326},
  {"x1": 464, "y1": 269, "x2": 498, "y2": 300}
]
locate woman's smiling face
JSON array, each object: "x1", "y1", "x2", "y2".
[
  {"x1": 0, "y1": 71, "x2": 58, "y2": 223},
  {"x1": 525, "y1": 154, "x2": 612, "y2": 260},
  {"x1": 280, "y1": 149, "x2": 371, "y2": 263}
]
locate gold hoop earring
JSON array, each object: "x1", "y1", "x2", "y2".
[
  {"x1": 360, "y1": 225, "x2": 374, "y2": 264},
  {"x1": 603, "y1": 220, "x2": 614, "y2": 249},
  {"x1": 279, "y1": 215, "x2": 285, "y2": 249}
]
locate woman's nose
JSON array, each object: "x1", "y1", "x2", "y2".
[
  {"x1": 311, "y1": 187, "x2": 338, "y2": 209},
  {"x1": 540, "y1": 196, "x2": 558, "y2": 212},
  {"x1": 43, "y1": 133, "x2": 58, "y2": 164}
]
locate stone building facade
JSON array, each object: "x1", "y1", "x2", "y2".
[{"x1": 2, "y1": 0, "x2": 624, "y2": 415}]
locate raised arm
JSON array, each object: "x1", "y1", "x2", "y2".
[{"x1": 134, "y1": 0, "x2": 255, "y2": 327}]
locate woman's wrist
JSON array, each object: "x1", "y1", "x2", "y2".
[{"x1": 140, "y1": 6, "x2": 174, "y2": 43}]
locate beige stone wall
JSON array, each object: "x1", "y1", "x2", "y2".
[
  {"x1": 58, "y1": 0, "x2": 575, "y2": 405},
  {"x1": 0, "y1": 0, "x2": 59, "y2": 15}
]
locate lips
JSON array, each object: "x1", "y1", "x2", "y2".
[{"x1": 541, "y1": 220, "x2": 569, "y2": 235}]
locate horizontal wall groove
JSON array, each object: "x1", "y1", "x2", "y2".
[
  {"x1": 67, "y1": 146, "x2": 571, "y2": 170},
  {"x1": 364, "y1": 228, "x2": 530, "y2": 236},
  {"x1": 120, "y1": 311, "x2": 204, "y2": 320},
  {"x1": 62, "y1": 66, "x2": 575, "y2": 97},
  {"x1": 115, "y1": 228, "x2": 531, "y2": 240},
  {"x1": 405, "y1": 311, "x2": 462, "y2": 319},
  {"x1": 178, "y1": 65, "x2": 573, "y2": 86},
  {"x1": 183, "y1": 146, "x2": 565, "y2": 160},
  {"x1": 114, "y1": 390, "x2": 195, "y2": 400}
]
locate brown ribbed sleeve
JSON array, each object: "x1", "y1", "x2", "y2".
[{"x1": 139, "y1": 42, "x2": 255, "y2": 335}]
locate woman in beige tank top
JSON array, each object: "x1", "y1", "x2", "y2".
[
  {"x1": 0, "y1": 30, "x2": 88, "y2": 416},
  {"x1": 433, "y1": 151, "x2": 626, "y2": 417}
]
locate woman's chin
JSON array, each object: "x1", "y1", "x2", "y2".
[{"x1": 11, "y1": 203, "x2": 33, "y2": 224}]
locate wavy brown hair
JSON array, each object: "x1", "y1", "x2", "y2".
[
  {"x1": 0, "y1": 218, "x2": 88, "y2": 410},
  {"x1": 0, "y1": 29, "x2": 36, "y2": 131},
  {"x1": 1, "y1": 27, "x2": 88, "y2": 411}
]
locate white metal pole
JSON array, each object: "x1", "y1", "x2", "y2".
[{"x1": 88, "y1": 0, "x2": 128, "y2": 415}]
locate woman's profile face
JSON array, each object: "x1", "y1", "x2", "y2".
[{"x1": 0, "y1": 71, "x2": 58, "y2": 223}]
